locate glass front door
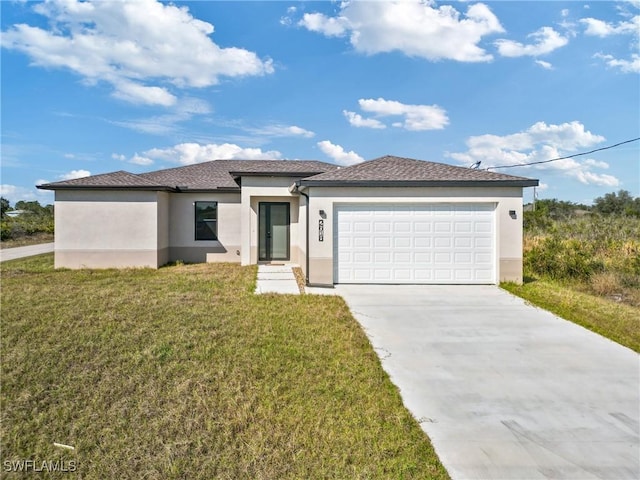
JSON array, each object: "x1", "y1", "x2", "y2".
[{"x1": 258, "y1": 202, "x2": 290, "y2": 261}]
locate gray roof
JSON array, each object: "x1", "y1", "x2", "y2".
[
  {"x1": 300, "y1": 156, "x2": 539, "y2": 187},
  {"x1": 37, "y1": 156, "x2": 538, "y2": 191},
  {"x1": 37, "y1": 170, "x2": 171, "y2": 189},
  {"x1": 38, "y1": 160, "x2": 338, "y2": 191}
]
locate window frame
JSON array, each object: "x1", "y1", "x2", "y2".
[{"x1": 194, "y1": 201, "x2": 218, "y2": 241}]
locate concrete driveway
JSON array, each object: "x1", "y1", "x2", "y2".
[
  {"x1": 336, "y1": 285, "x2": 639, "y2": 480},
  {"x1": 0, "y1": 243, "x2": 54, "y2": 262}
]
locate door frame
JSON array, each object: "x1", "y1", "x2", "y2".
[{"x1": 258, "y1": 202, "x2": 290, "y2": 262}]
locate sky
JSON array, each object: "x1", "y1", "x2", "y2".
[{"x1": 1, "y1": 0, "x2": 639, "y2": 206}]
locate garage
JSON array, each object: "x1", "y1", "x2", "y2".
[{"x1": 334, "y1": 203, "x2": 496, "y2": 284}]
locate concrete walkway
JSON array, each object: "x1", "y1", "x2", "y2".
[
  {"x1": 337, "y1": 284, "x2": 640, "y2": 480},
  {"x1": 254, "y1": 265, "x2": 300, "y2": 294},
  {"x1": 0, "y1": 243, "x2": 54, "y2": 262}
]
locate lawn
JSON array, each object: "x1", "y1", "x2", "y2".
[
  {"x1": 502, "y1": 278, "x2": 640, "y2": 353},
  {"x1": 0, "y1": 255, "x2": 448, "y2": 479}
]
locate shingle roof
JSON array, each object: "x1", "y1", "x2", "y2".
[
  {"x1": 38, "y1": 160, "x2": 338, "y2": 191},
  {"x1": 37, "y1": 156, "x2": 538, "y2": 191},
  {"x1": 300, "y1": 155, "x2": 539, "y2": 187},
  {"x1": 37, "y1": 170, "x2": 169, "y2": 189}
]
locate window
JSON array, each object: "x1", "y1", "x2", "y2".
[{"x1": 195, "y1": 201, "x2": 217, "y2": 241}]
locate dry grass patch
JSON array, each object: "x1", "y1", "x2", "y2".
[
  {"x1": 0, "y1": 233, "x2": 54, "y2": 249},
  {"x1": 1, "y1": 255, "x2": 447, "y2": 479}
]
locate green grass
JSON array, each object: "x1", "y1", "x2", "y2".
[
  {"x1": 1, "y1": 255, "x2": 448, "y2": 479},
  {"x1": 502, "y1": 278, "x2": 640, "y2": 353}
]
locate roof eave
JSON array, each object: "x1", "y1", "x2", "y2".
[
  {"x1": 175, "y1": 187, "x2": 240, "y2": 193},
  {"x1": 229, "y1": 171, "x2": 330, "y2": 178},
  {"x1": 36, "y1": 184, "x2": 178, "y2": 191},
  {"x1": 299, "y1": 179, "x2": 540, "y2": 188}
]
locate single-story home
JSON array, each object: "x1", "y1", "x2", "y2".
[{"x1": 38, "y1": 155, "x2": 538, "y2": 286}]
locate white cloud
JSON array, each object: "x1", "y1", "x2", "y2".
[
  {"x1": 584, "y1": 159, "x2": 609, "y2": 169},
  {"x1": 111, "y1": 153, "x2": 126, "y2": 161},
  {"x1": 448, "y1": 121, "x2": 618, "y2": 187},
  {"x1": 357, "y1": 98, "x2": 449, "y2": 131},
  {"x1": 561, "y1": 9, "x2": 570, "y2": 18},
  {"x1": 300, "y1": 1, "x2": 504, "y2": 62},
  {"x1": 317, "y1": 140, "x2": 364, "y2": 166},
  {"x1": 299, "y1": 13, "x2": 350, "y2": 37},
  {"x1": 343, "y1": 110, "x2": 386, "y2": 129},
  {"x1": 495, "y1": 27, "x2": 569, "y2": 57},
  {"x1": 594, "y1": 53, "x2": 640, "y2": 73},
  {"x1": 280, "y1": 6, "x2": 298, "y2": 26},
  {"x1": 2, "y1": 182, "x2": 54, "y2": 203},
  {"x1": 580, "y1": 15, "x2": 640, "y2": 36},
  {"x1": 142, "y1": 143, "x2": 282, "y2": 165},
  {"x1": 111, "y1": 97, "x2": 212, "y2": 135},
  {"x1": 59, "y1": 169, "x2": 91, "y2": 180},
  {"x1": 130, "y1": 154, "x2": 154, "y2": 166},
  {"x1": 0, "y1": 184, "x2": 36, "y2": 201},
  {"x1": 0, "y1": 0, "x2": 273, "y2": 106},
  {"x1": 247, "y1": 124, "x2": 315, "y2": 138},
  {"x1": 535, "y1": 60, "x2": 553, "y2": 69}
]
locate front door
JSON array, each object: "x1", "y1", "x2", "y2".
[{"x1": 259, "y1": 202, "x2": 290, "y2": 261}]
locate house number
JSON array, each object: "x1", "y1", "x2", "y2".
[{"x1": 318, "y1": 219, "x2": 324, "y2": 241}]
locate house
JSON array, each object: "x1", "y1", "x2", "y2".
[{"x1": 37, "y1": 155, "x2": 538, "y2": 285}]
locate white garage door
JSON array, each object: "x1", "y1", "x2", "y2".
[{"x1": 335, "y1": 204, "x2": 495, "y2": 284}]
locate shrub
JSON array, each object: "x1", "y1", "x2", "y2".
[{"x1": 525, "y1": 237, "x2": 604, "y2": 280}]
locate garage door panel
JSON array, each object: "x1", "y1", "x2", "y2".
[
  {"x1": 335, "y1": 204, "x2": 495, "y2": 284},
  {"x1": 353, "y1": 237, "x2": 372, "y2": 248},
  {"x1": 415, "y1": 237, "x2": 432, "y2": 248},
  {"x1": 374, "y1": 222, "x2": 391, "y2": 232},
  {"x1": 393, "y1": 252, "x2": 412, "y2": 263},
  {"x1": 434, "y1": 237, "x2": 452, "y2": 248},
  {"x1": 455, "y1": 236, "x2": 472, "y2": 248},
  {"x1": 392, "y1": 237, "x2": 409, "y2": 248},
  {"x1": 414, "y1": 252, "x2": 431, "y2": 263}
]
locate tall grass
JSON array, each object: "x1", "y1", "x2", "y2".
[{"x1": 523, "y1": 214, "x2": 640, "y2": 305}]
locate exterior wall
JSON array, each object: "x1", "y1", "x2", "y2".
[
  {"x1": 239, "y1": 176, "x2": 302, "y2": 266},
  {"x1": 54, "y1": 190, "x2": 162, "y2": 268},
  {"x1": 168, "y1": 192, "x2": 241, "y2": 264},
  {"x1": 157, "y1": 192, "x2": 170, "y2": 266},
  {"x1": 305, "y1": 186, "x2": 525, "y2": 285}
]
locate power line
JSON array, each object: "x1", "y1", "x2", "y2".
[{"x1": 484, "y1": 137, "x2": 640, "y2": 171}]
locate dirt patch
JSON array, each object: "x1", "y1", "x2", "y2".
[{"x1": 292, "y1": 267, "x2": 306, "y2": 294}]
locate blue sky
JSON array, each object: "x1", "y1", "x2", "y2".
[{"x1": 2, "y1": 0, "x2": 639, "y2": 206}]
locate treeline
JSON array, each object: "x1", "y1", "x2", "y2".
[
  {"x1": 525, "y1": 189, "x2": 640, "y2": 231},
  {"x1": 0, "y1": 198, "x2": 54, "y2": 241}
]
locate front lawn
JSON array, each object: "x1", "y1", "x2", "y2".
[{"x1": 0, "y1": 255, "x2": 448, "y2": 479}]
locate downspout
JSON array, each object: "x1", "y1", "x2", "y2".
[{"x1": 294, "y1": 181, "x2": 310, "y2": 285}]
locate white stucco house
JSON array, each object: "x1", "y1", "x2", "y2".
[{"x1": 38, "y1": 155, "x2": 538, "y2": 286}]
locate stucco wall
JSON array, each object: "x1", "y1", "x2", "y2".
[
  {"x1": 168, "y1": 192, "x2": 241, "y2": 263},
  {"x1": 54, "y1": 190, "x2": 162, "y2": 268},
  {"x1": 304, "y1": 186, "x2": 524, "y2": 285},
  {"x1": 157, "y1": 192, "x2": 170, "y2": 265}
]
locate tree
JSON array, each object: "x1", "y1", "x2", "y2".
[
  {"x1": 593, "y1": 190, "x2": 640, "y2": 216},
  {"x1": 0, "y1": 197, "x2": 10, "y2": 219}
]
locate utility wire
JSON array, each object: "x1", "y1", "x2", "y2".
[{"x1": 484, "y1": 137, "x2": 640, "y2": 171}]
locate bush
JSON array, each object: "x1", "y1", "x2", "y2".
[{"x1": 525, "y1": 236, "x2": 604, "y2": 280}]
